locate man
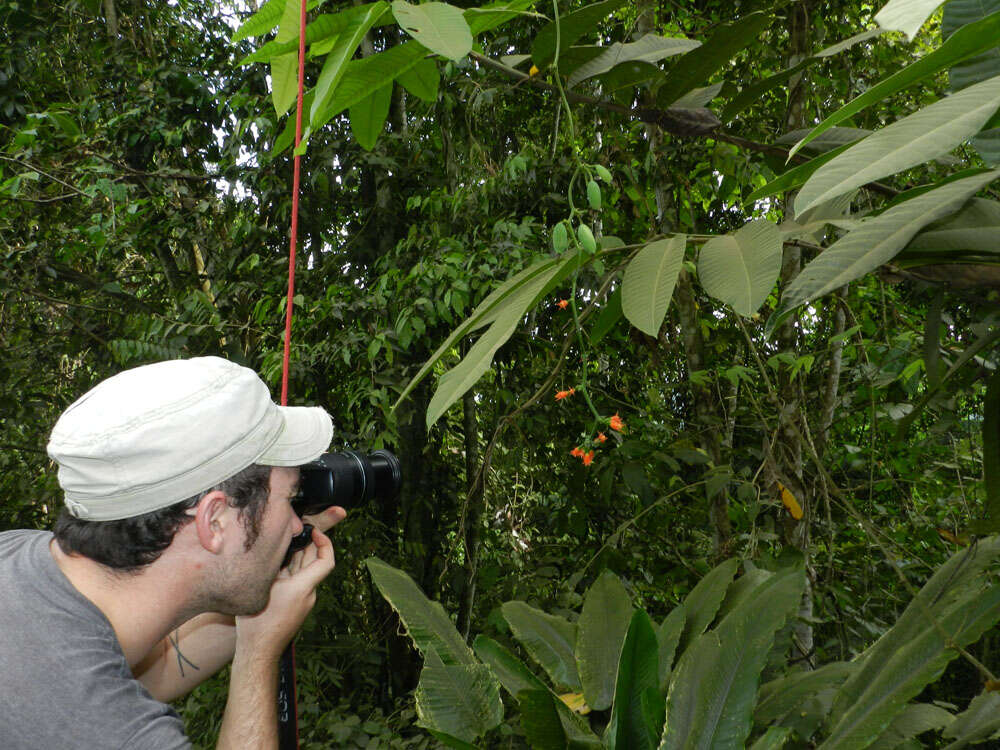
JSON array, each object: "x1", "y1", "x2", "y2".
[{"x1": 0, "y1": 356, "x2": 346, "y2": 748}]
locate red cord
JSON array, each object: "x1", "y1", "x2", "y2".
[{"x1": 281, "y1": 0, "x2": 309, "y2": 408}]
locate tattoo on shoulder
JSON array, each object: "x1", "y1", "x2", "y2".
[{"x1": 169, "y1": 630, "x2": 200, "y2": 678}]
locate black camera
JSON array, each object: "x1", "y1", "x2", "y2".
[{"x1": 284, "y1": 449, "x2": 401, "y2": 562}]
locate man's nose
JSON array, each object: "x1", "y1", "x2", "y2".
[{"x1": 291, "y1": 512, "x2": 304, "y2": 536}]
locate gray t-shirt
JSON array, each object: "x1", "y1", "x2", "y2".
[{"x1": 0, "y1": 530, "x2": 191, "y2": 749}]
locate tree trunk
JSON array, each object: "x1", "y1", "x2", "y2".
[
  {"x1": 102, "y1": 0, "x2": 119, "y2": 41},
  {"x1": 456, "y1": 388, "x2": 485, "y2": 640}
]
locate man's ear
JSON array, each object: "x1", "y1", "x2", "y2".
[{"x1": 193, "y1": 490, "x2": 231, "y2": 555}]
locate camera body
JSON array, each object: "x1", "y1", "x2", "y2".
[{"x1": 283, "y1": 449, "x2": 401, "y2": 562}]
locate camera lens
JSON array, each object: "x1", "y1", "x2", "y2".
[{"x1": 292, "y1": 449, "x2": 402, "y2": 514}]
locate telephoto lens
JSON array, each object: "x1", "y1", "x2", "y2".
[{"x1": 283, "y1": 449, "x2": 401, "y2": 565}]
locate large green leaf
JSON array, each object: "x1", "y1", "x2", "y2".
[
  {"x1": 746, "y1": 141, "x2": 858, "y2": 205},
  {"x1": 661, "y1": 569, "x2": 805, "y2": 750},
  {"x1": 309, "y1": 2, "x2": 389, "y2": 127},
  {"x1": 414, "y1": 649, "x2": 503, "y2": 743},
  {"x1": 518, "y1": 689, "x2": 572, "y2": 750},
  {"x1": 722, "y1": 29, "x2": 884, "y2": 122},
  {"x1": 655, "y1": 11, "x2": 771, "y2": 107},
  {"x1": 576, "y1": 571, "x2": 634, "y2": 711},
  {"x1": 473, "y1": 635, "x2": 548, "y2": 698},
  {"x1": 698, "y1": 220, "x2": 782, "y2": 318},
  {"x1": 794, "y1": 74, "x2": 1000, "y2": 215},
  {"x1": 606, "y1": 610, "x2": 661, "y2": 750},
  {"x1": 426, "y1": 255, "x2": 572, "y2": 426},
  {"x1": 622, "y1": 235, "x2": 686, "y2": 336},
  {"x1": 944, "y1": 0, "x2": 1000, "y2": 165},
  {"x1": 749, "y1": 727, "x2": 794, "y2": 750},
  {"x1": 532, "y1": 0, "x2": 627, "y2": 69},
  {"x1": 787, "y1": 7, "x2": 1000, "y2": 159},
  {"x1": 657, "y1": 606, "x2": 685, "y2": 695},
  {"x1": 754, "y1": 661, "x2": 854, "y2": 726},
  {"x1": 269, "y1": 0, "x2": 304, "y2": 116},
  {"x1": 566, "y1": 34, "x2": 699, "y2": 88},
  {"x1": 676, "y1": 558, "x2": 739, "y2": 655},
  {"x1": 349, "y1": 84, "x2": 392, "y2": 151},
  {"x1": 820, "y1": 584, "x2": 1000, "y2": 750},
  {"x1": 233, "y1": 0, "x2": 320, "y2": 41},
  {"x1": 774, "y1": 169, "x2": 1000, "y2": 323},
  {"x1": 464, "y1": 0, "x2": 538, "y2": 36},
  {"x1": 365, "y1": 557, "x2": 475, "y2": 665},
  {"x1": 394, "y1": 254, "x2": 569, "y2": 410},
  {"x1": 392, "y1": 1, "x2": 473, "y2": 61},
  {"x1": 502, "y1": 601, "x2": 582, "y2": 692},
  {"x1": 903, "y1": 198, "x2": 1000, "y2": 255},
  {"x1": 874, "y1": 0, "x2": 943, "y2": 40},
  {"x1": 397, "y1": 58, "x2": 440, "y2": 102},
  {"x1": 869, "y1": 703, "x2": 954, "y2": 749},
  {"x1": 942, "y1": 691, "x2": 1000, "y2": 748}
]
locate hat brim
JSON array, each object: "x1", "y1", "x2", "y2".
[{"x1": 258, "y1": 406, "x2": 333, "y2": 467}]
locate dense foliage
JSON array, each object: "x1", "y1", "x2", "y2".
[{"x1": 5, "y1": 0, "x2": 1000, "y2": 746}]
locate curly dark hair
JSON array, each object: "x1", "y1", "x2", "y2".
[{"x1": 53, "y1": 464, "x2": 272, "y2": 572}]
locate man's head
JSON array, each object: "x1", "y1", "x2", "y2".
[{"x1": 46, "y1": 357, "x2": 332, "y2": 575}]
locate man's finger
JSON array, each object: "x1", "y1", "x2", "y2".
[{"x1": 301, "y1": 506, "x2": 347, "y2": 533}]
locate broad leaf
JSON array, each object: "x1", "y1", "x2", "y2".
[
  {"x1": 672, "y1": 82, "x2": 723, "y2": 109},
  {"x1": 392, "y1": 1, "x2": 473, "y2": 61},
  {"x1": 532, "y1": 0, "x2": 628, "y2": 69},
  {"x1": 465, "y1": 0, "x2": 538, "y2": 36},
  {"x1": 905, "y1": 198, "x2": 1000, "y2": 256},
  {"x1": 698, "y1": 220, "x2": 782, "y2": 318},
  {"x1": 750, "y1": 727, "x2": 794, "y2": 750},
  {"x1": 576, "y1": 571, "x2": 634, "y2": 711},
  {"x1": 774, "y1": 169, "x2": 1000, "y2": 323},
  {"x1": 746, "y1": 141, "x2": 858, "y2": 205},
  {"x1": 655, "y1": 11, "x2": 771, "y2": 107},
  {"x1": 622, "y1": 236, "x2": 686, "y2": 336},
  {"x1": 677, "y1": 557, "x2": 738, "y2": 655},
  {"x1": 606, "y1": 610, "x2": 660, "y2": 750},
  {"x1": 233, "y1": 0, "x2": 320, "y2": 41},
  {"x1": 661, "y1": 569, "x2": 806, "y2": 749},
  {"x1": 365, "y1": 557, "x2": 475, "y2": 665},
  {"x1": 503, "y1": 601, "x2": 582, "y2": 691},
  {"x1": 874, "y1": 0, "x2": 943, "y2": 40},
  {"x1": 566, "y1": 34, "x2": 699, "y2": 88},
  {"x1": 754, "y1": 661, "x2": 854, "y2": 726},
  {"x1": 942, "y1": 691, "x2": 1000, "y2": 747},
  {"x1": 238, "y1": 4, "x2": 389, "y2": 65},
  {"x1": 590, "y1": 286, "x2": 624, "y2": 344},
  {"x1": 473, "y1": 635, "x2": 548, "y2": 698},
  {"x1": 269, "y1": 0, "x2": 304, "y2": 116},
  {"x1": 787, "y1": 7, "x2": 1000, "y2": 158},
  {"x1": 397, "y1": 58, "x2": 440, "y2": 101},
  {"x1": 518, "y1": 689, "x2": 571, "y2": 750},
  {"x1": 415, "y1": 649, "x2": 503, "y2": 743},
  {"x1": 869, "y1": 703, "x2": 954, "y2": 749},
  {"x1": 350, "y1": 84, "x2": 392, "y2": 151},
  {"x1": 794, "y1": 74, "x2": 1000, "y2": 215},
  {"x1": 657, "y1": 606, "x2": 685, "y2": 695},
  {"x1": 426, "y1": 255, "x2": 573, "y2": 426}
]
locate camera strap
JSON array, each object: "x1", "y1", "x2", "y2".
[{"x1": 276, "y1": 1, "x2": 309, "y2": 748}]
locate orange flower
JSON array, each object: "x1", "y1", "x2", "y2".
[
  {"x1": 557, "y1": 299, "x2": 569, "y2": 309},
  {"x1": 555, "y1": 387, "x2": 576, "y2": 401},
  {"x1": 570, "y1": 447, "x2": 584, "y2": 458},
  {"x1": 609, "y1": 413, "x2": 624, "y2": 432},
  {"x1": 582, "y1": 450, "x2": 595, "y2": 466},
  {"x1": 595, "y1": 432, "x2": 607, "y2": 444}
]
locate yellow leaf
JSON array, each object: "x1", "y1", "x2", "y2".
[
  {"x1": 778, "y1": 482, "x2": 803, "y2": 520},
  {"x1": 558, "y1": 692, "x2": 591, "y2": 715}
]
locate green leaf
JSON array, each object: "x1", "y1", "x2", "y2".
[
  {"x1": 606, "y1": 610, "x2": 661, "y2": 750},
  {"x1": 270, "y1": 51, "x2": 299, "y2": 116},
  {"x1": 518, "y1": 689, "x2": 571, "y2": 750},
  {"x1": 365, "y1": 557, "x2": 475, "y2": 664},
  {"x1": 309, "y1": 3, "x2": 389, "y2": 128},
  {"x1": 721, "y1": 29, "x2": 883, "y2": 123},
  {"x1": 745, "y1": 141, "x2": 857, "y2": 206},
  {"x1": 238, "y1": 6, "x2": 388, "y2": 65},
  {"x1": 233, "y1": 0, "x2": 314, "y2": 41},
  {"x1": 874, "y1": 0, "x2": 943, "y2": 40},
  {"x1": 622, "y1": 236, "x2": 686, "y2": 336},
  {"x1": 754, "y1": 661, "x2": 855, "y2": 725},
  {"x1": 654, "y1": 11, "x2": 771, "y2": 107},
  {"x1": 532, "y1": 0, "x2": 628, "y2": 69},
  {"x1": 464, "y1": 0, "x2": 537, "y2": 36},
  {"x1": 942, "y1": 691, "x2": 1000, "y2": 747},
  {"x1": 787, "y1": 7, "x2": 1000, "y2": 159},
  {"x1": 576, "y1": 571, "x2": 634, "y2": 711},
  {"x1": 414, "y1": 649, "x2": 503, "y2": 742},
  {"x1": 903, "y1": 198, "x2": 1000, "y2": 256},
  {"x1": 502, "y1": 601, "x2": 582, "y2": 692},
  {"x1": 774, "y1": 169, "x2": 1000, "y2": 322},
  {"x1": 350, "y1": 84, "x2": 392, "y2": 151},
  {"x1": 794, "y1": 74, "x2": 1000, "y2": 216},
  {"x1": 473, "y1": 635, "x2": 548, "y2": 698},
  {"x1": 661, "y1": 569, "x2": 805, "y2": 749},
  {"x1": 397, "y1": 58, "x2": 440, "y2": 101},
  {"x1": 392, "y1": 1, "x2": 473, "y2": 61},
  {"x1": 425, "y1": 256, "x2": 572, "y2": 426},
  {"x1": 698, "y1": 220, "x2": 782, "y2": 318},
  {"x1": 676, "y1": 557, "x2": 739, "y2": 655},
  {"x1": 749, "y1": 727, "x2": 794, "y2": 750},
  {"x1": 590, "y1": 287, "x2": 624, "y2": 344},
  {"x1": 566, "y1": 34, "x2": 700, "y2": 88},
  {"x1": 657, "y1": 606, "x2": 685, "y2": 695},
  {"x1": 671, "y1": 82, "x2": 723, "y2": 109},
  {"x1": 869, "y1": 703, "x2": 954, "y2": 749},
  {"x1": 824, "y1": 537, "x2": 1000, "y2": 749},
  {"x1": 394, "y1": 254, "x2": 568, "y2": 410}
]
